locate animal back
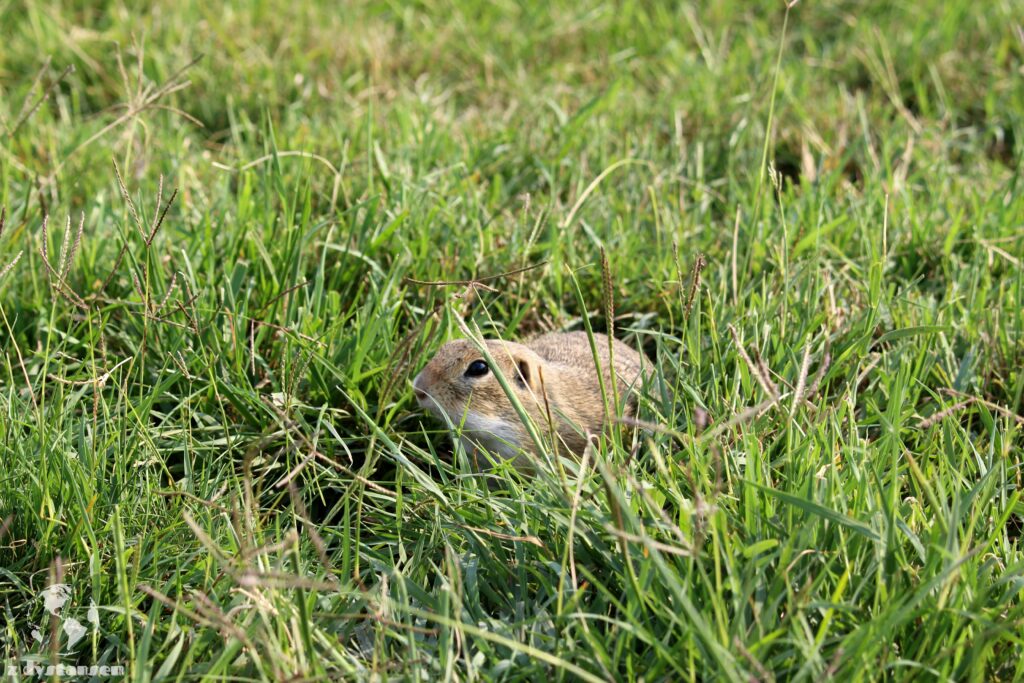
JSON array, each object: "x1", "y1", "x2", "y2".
[{"x1": 528, "y1": 331, "x2": 645, "y2": 392}]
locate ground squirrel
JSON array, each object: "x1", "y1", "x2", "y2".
[{"x1": 412, "y1": 331, "x2": 650, "y2": 468}]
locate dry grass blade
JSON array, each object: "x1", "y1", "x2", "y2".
[
  {"x1": 256, "y1": 279, "x2": 311, "y2": 314},
  {"x1": 456, "y1": 524, "x2": 545, "y2": 548},
  {"x1": 8, "y1": 56, "x2": 52, "y2": 131},
  {"x1": 99, "y1": 241, "x2": 131, "y2": 293},
  {"x1": 148, "y1": 175, "x2": 164, "y2": 242},
  {"x1": 600, "y1": 246, "x2": 620, "y2": 416},
  {"x1": 156, "y1": 271, "x2": 178, "y2": 313},
  {"x1": 733, "y1": 636, "x2": 774, "y2": 682},
  {"x1": 287, "y1": 481, "x2": 339, "y2": 582},
  {"x1": 138, "y1": 584, "x2": 255, "y2": 649},
  {"x1": 378, "y1": 297, "x2": 447, "y2": 414},
  {"x1": 600, "y1": 248, "x2": 615, "y2": 334},
  {"x1": 181, "y1": 510, "x2": 229, "y2": 565},
  {"x1": 807, "y1": 346, "x2": 831, "y2": 397},
  {"x1": 43, "y1": 53, "x2": 203, "y2": 183},
  {"x1": 112, "y1": 159, "x2": 144, "y2": 237},
  {"x1": 66, "y1": 212, "x2": 86, "y2": 276},
  {"x1": 731, "y1": 206, "x2": 741, "y2": 304},
  {"x1": 729, "y1": 324, "x2": 780, "y2": 400},
  {"x1": 38, "y1": 213, "x2": 89, "y2": 309},
  {"x1": 236, "y1": 571, "x2": 338, "y2": 592},
  {"x1": 57, "y1": 217, "x2": 71, "y2": 279},
  {"x1": 937, "y1": 388, "x2": 1024, "y2": 427},
  {"x1": 146, "y1": 176, "x2": 178, "y2": 245},
  {"x1": 40, "y1": 214, "x2": 50, "y2": 279},
  {"x1": 155, "y1": 490, "x2": 230, "y2": 514},
  {"x1": 754, "y1": 352, "x2": 778, "y2": 397},
  {"x1": 107, "y1": 166, "x2": 181, "y2": 317},
  {"x1": 0, "y1": 251, "x2": 22, "y2": 280},
  {"x1": 404, "y1": 260, "x2": 547, "y2": 288},
  {"x1": 789, "y1": 344, "x2": 812, "y2": 418},
  {"x1": 685, "y1": 253, "x2": 706, "y2": 319},
  {"x1": 918, "y1": 399, "x2": 976, "y2": 429},
  {"x1": 691, "y1": 340, "x2": 832, "y2": 443},
  {"x1": 5, "y1": 60, "x2": 75, "y2": 138},
  {"x1": 56, "y1": 214, "x2": 85, "y2": 278},
  {"x1": 131, "y1": 269, "x2": 146, "y2": 308},
  {"x1": 564, "y1": 438, "x2": 595, "y2": 592},
  {"x1": 603, "y1": 525, "x2": 692, "y2": 557},
  {"x1": 0, "y1": 209, "x2": 22, "y2": 279}
]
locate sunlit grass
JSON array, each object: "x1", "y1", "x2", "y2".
[{"x1": 1, "y1": 0, "x2": 1022, "y2": 679}]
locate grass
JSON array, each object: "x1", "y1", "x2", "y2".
[{"x1": 1, "y1": 0, "x2": 1022, "y2": 679}]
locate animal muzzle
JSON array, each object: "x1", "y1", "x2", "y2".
[{"x1": 411, "y1": 373, "x2": 431, "y2": 408}]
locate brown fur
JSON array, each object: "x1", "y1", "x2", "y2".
[{"x1": 412, "y1": 331, "x2": 649, "y2": 467}]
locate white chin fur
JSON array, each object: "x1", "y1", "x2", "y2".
[{"x1": 456, "y1": 412, "x2": 524, "y2": 462}]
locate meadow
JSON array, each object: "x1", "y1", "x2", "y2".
[{"x1": 1, "y1": 0, "x2": 1023, "y2": 680}]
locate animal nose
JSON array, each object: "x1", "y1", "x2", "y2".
[{"x1": 412, "y1": 372, "x2": 428, "y2": 403}]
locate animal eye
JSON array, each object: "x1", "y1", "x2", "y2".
[{"x1": 464, "y1": 360, "x2": 489, "y2": 377}]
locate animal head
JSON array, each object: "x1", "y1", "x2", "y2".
[{"x1": 412, "y1": 339, "x2": 544, "y2": 429}]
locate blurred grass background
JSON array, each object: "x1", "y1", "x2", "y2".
[{"x1": 1, "y1": 0, "x2": 1022, "y2": 679}]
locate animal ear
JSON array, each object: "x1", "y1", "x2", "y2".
[{"x1": 515, "y1": 357, "x2": 536, "y2": 390}]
